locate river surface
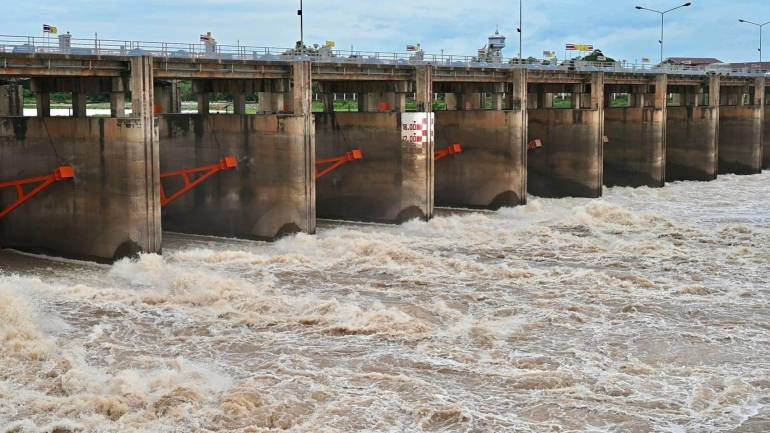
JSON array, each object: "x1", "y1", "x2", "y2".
[{"x1": 2, "y1": 173, "x2": 770, "y2": 433}]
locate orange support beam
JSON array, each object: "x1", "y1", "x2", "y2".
[
  {"x1": 316, "y1": 149, "x2": 364, "y2": 180},
  {"x1": 0, "y1": 166, "x2": 75, "y2": 220},
  {"x1": 160, "y1": 156, "x2": 238, "y2": 208},
  {"x1": 434, "y1": 144, "x2": 463, "y2": 161}
]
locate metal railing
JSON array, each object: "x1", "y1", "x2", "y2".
[{"x1": 1, "y1": 34, "x2": 768, "y2": 76}]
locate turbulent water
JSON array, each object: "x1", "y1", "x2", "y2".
[{"x1": 2, "y1": 173, "x2": 770, "y2": 433}]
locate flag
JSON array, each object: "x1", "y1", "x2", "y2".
[
  {"x1": 566, "y1": 43, "x2": 593, "y2": 51},
  {"x1": 406, "y1": 45, "x2": 418, "y2": 51},
  {"x1": 200, "y1": 34, "x2": 211, "y2": 43},
  {"x1": 325, "y1": 40, "x2": 336, "y2": 48},
  {"x1": 43, "y1": 24, "x2": 57, "y2": 34}
]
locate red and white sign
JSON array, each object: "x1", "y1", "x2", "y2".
[{"x1": 401, "y1": 113, "x2": 434, "y2": 146}]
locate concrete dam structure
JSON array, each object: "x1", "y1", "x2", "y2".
[{"x1": 0, "y1": 47, "x2": 766, "y2": 262}]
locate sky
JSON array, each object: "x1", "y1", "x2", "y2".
[{"x1": 1, "y1": 0, "x2": 768, "y2": 63}]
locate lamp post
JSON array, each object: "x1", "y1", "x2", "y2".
[
  {"x1": 635, "y1": 2, "x2": 692, "y2": 64},
  {"x1": 518, "y1": 0, "x2": 522, "y2": 63},
  {"x1": 738, "y1": 19, "x2": 770, "y2": 64},
  {"x1": 298, "y1": 0, "x2": 304, "y2": 52}
]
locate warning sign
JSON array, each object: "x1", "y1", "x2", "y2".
[{"x1": 401, "y1": 112, "x2": 434, "y2": 146}]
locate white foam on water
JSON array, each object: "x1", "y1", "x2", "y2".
[{"x1": 3, "y1": 172, "x2": 770, "y2": 432}]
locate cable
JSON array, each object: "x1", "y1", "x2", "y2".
[{"x1": 40, "y1": 117, "x2": 65, "y2": 164}]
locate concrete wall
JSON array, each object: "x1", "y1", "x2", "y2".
[
  {"x1": 434, "y1": 111, "x2": 526, "y2": 209},
  {"x1": 604, "y1": 107, "x2": 666, "y2": 187},
  {"x1": 666, "y1": 106, "x2": 718, "y2": 181},
  {"x1": 527, "y1": 109, "x2": 603, "y2": 197},
  {"x1": 315, "y1": 112, "x2": 433, "y2": 223},
  {"x1": 718, "y1": 105, "x2": 763, "y2": 174},
  {"x1": 158, "y1": 114, "x2": 315, "y2": 240},
  {"x1": 0, "y1": 117, "x2": 161, "y2": 261},
  {"x1": 0, "y1": 84, "x2": 23, "y2": 116},
  {"x1": 765, "y1": 99, "x2": 770, "y2": 169}
]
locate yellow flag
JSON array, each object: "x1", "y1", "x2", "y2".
[{"x1": 50, "y1": 26, "x2": 58, "y2": 34}]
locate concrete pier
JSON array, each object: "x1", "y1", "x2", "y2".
[
  {"x1": 666, "y1": 76, "x2": 719, "y2": 181},
  {"x1": 527, "y1": 73, "x2": 604, "y2": 197},
  {"x1": 603, "y1": 75, "x2": 667, "y2": 187},
  {"x1": 0, "y1": 57, "x2": 161, "y2": 262},
  {"x1": 718, "y1": 78, "x2": 764, "y2": 175},
  {"x1": 434, "y1": 70, "x2": 527, "y2": 209},
  {"x1": 159, "y1": 63, "x2": 315, "y2": 240}
]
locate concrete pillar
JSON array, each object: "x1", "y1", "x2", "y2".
[
  {"x1": 197, "y1": 93, "x2": 210, "y2": 114},
  {"x1": 709, "y1": 76, "x2": 720, "y2": 109},
  {"x1": 415, "y1": 66, "x2": 433, "y2": 112},
  {"x1": 36, "y1": 93, "x2": 51, "y2": 117},
  {"x1": 111, "y1": 93, "x2": 125, "y2": 118},
  {"x1": 459, "y1": 92, "x2": 482, "y2": 111},
  {"x1": 360, "y1": 92, "x2": 378, "y2": 112},
  {"x1": 291, "y1": 60, "x2": 315, "y2": 234},
  {"x1": 0, "y1": 84, "x2": 24, "y2": 116},
  {"x1": 571, "y1": 92, "x2": 582, "y2": 109},
  {"x1": 382, "y1": 92, "x2": 405, "y2": 113},
  {"x1": 764, "y1": 83, "x2": 770, "y2": 169},
  {"x1": 110, "y1": 77, "x2": 126, "y2": 118},
  {"x1": 129, "y1": 56, "x2": 162, "y2": 256},
  {"x1": 445, "y1": 93, "x2": 458, "y2": 110},
  {"x1": 154, "y1": 81, "x2": 182, "y2": 114},
  {"x1": 258, "y1": 92, "x2": 273, "y2": 113},
  {"x1": 271, "y1": 92, "x2": 286, "y2": 113},
  {"x1": 72, "y1": 92, "x2": 87, "y2": 117},
  {"x1": 233, "y1": 93, "x2": 246, "y2": 114},
  {"x1": 631, "y1": 93, "x2": 645, "y2": 108},
  {"x1": 493, "y1": 93, "x2": 503, "y2": 111}
]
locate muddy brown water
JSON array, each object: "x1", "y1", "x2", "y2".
[{"x1": 2, "y1": 173, "x2": 770, "y2": 432}]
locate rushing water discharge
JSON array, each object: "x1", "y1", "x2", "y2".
[{"x1": 2, "y1": 173, "x2": 770, "y2": 433}]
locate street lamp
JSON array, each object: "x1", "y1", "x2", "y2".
[
  {"x1": 738, "y1": 19, "x2": 770, "y2": 64},
  {"x1": 635, "y1": 2, "x2": 692, "y2": 64},
  {"x1": 298, "y1": 0, "x2": 304, "y2": 52},
  {"x1": 517, "y1": 0, "x2": 522, "y2": 63}
]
